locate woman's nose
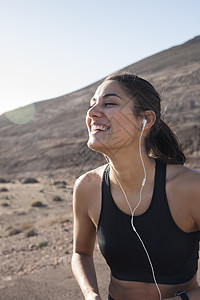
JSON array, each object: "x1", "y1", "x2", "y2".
[{"x1": 87, "y1": 103, "x2": 103, "y2": 118}]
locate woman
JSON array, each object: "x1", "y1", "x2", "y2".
[{"x1": 71, "y1": 72, "x2": 200, "y2": 299}]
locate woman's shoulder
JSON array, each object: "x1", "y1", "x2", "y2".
[
  {"x1": 74, "y1": 164, "x2": 108, "y2": 194},
  {"x1": 167, "y1": 163, "x2": 200, "y2": 195},
  {"x1": 73, "y1": 164, "x2": 108, "y2": 213},
  {"x1": 167, "y1": 163, "x2": 200, "y2": 181},
  {"x1": 166, "y1": 164, "x2": 200, "y2": 231}
]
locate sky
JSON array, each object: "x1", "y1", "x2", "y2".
[{"x1": 0, "y1": 0, "x2": 199, "y2": 116}]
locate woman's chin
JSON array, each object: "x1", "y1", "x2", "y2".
[
  {"x1": 87, "y1": 140, "x2": 102, "y2": 152},
  {"x1": 87, "y1": 137, "x2": 108, "y2": 153}
]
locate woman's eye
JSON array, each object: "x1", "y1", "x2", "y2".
[
  {"x1": 87, "y1": 102, "x2": 117, "y2": 109},
  {"x1": 105, "y1": 102, "x2": 117, "y2": 107}
]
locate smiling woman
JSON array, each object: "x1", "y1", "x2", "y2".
[
  {"x1": 86, "y1": 80, "x2": 140, "y2": 156},
  {"x1": 71, "y1": 72, "x2": 200, "y2": 300}
]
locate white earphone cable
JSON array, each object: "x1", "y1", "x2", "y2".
[{"x1": 111, "y1": 122, "x2": 162, "y2": 300}]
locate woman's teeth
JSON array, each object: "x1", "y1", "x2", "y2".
[{"x1": 91, "y1": 124, "x2": 110, "y2": 133}]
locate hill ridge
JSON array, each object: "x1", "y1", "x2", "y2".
[{"x1": 0, "y1": 36, "x2": 200, "y2": 179}]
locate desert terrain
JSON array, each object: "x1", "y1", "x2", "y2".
[
  {"x1": 0, "y1": 36, "x2": 200, "y2": 299},
  {"x1": 0, "y1": 177, "x2": 110, "y2": 299}
]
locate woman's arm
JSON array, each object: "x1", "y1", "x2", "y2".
[
  {"x1": 71, "y1": 173, "x2": 101, "y2": 300},
  {"x1": 71, "y1": 253, "x2": 100, "y2": 300},
  {"x1": 180, "y1": 171, "x2": 200, "y2": 300},
  {"x1": 167, "y1": 168, "x2": 200, "y2": 300},
  {"x1": 189, "y1": 169, "x2": 200, "y2": 232},
  {"x1": 165, "y1": 167, "x2": 200, "y2": 299}
]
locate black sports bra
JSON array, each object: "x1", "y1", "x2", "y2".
[{"x1": 97, "y1": 160, "x2": 199, "y2": 284}]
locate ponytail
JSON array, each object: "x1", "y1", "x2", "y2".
[{"x1": 146, "y1": 119, "x2": 186, "y2": 165}]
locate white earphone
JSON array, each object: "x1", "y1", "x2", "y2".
[{"x1": 142, "y1": 118, "x2": 147, "y2": 129}]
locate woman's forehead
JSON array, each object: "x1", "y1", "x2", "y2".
[{"x1": 94, "y1": 80, "x2": 126, "y2": 98}]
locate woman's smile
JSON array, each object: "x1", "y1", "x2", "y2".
[{"x1": 90, "y1": 122, "x2": 110, "y2": 135}]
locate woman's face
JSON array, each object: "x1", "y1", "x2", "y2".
[{"x1": 86, "y1": 80, "x2": 141, "y2": 157}]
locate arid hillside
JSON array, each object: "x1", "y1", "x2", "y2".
[{"x1": 0, "y1": 36, "x2": 200, "y2": 180}]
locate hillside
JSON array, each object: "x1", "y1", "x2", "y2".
[{"x1": 0, "y1": 36, "x2": 200, "y2": 180}]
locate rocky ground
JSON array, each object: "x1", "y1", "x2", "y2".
[
  {"x1": 0, "y1": 177, "x2": 110, "y2": 300},
  {"x1": 0, "y1": 175, "x2": 74, "y2": 276}
]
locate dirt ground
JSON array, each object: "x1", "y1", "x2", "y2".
[
  {"x1": 0, "y1": 177, "x2": 110, "y2": 299},
  {"x1": 0, "y1": 248, "x2": 110, "y2": 300}
]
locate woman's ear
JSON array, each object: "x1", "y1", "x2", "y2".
[{"x1": 143, "y1": 111, "x2": 156, "y2": 129}]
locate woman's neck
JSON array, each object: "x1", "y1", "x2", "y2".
[{"x1": 107, "y1": 149, "x2": 155, "y2": 191}]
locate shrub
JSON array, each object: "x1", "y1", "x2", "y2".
[
  {"x1": 53, "y1": 195, "x2": 63, "y2": 202},
  {"x1": 0, "y1": 178, "x2": 9, "y2": 183},
  {"x1": 5, "y1": 226, "x2": 13, "y2": 231},
  {"x1": 1, "y1": 202, "x2": 9, "y2": 207},
  {"x1": 46, "y1": 216, "x2": 70, "y2": 226},
  {"x1": 36, "y1": 240, "x2": 48, "y2": 249},
  {"x1": 21, "y1": 178, "x2": 39, "y2": 184},
  {"x1": 19, "y1": 223, "x2": 33, "y2": 231},
  {"x1": 0, "y1": 188, "x2": 8, "y2": 192},
  {"x1": 24, "y1": 228, "x2": 37, "y2": 238},
  {"x1": 8, "y1": 228, "x2": 22, "y2": 236},
  {"x1": 53, "y1": 181, "x2": 67, "y2": 186},
  {"x1": 58, "y1": 217, "x2": 70, "y2": 224},
  {"x1": 31, "y1": 200, "x2": 45, "y2": 207}
]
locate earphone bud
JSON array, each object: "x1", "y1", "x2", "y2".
[{"x1": 142, "y1": 119, "x2": 147, "y2": 129}]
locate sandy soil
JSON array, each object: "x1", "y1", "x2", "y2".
[
  {"x1": 0, "y1": 178, "x2": 199, "y2": 300},
  {"x1": 0, "y1": 177, "x2": 110, "y2": 300}
]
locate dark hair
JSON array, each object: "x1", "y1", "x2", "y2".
[{"x1": 104, "y1": 72, "x2": 186, "y2": 165}]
